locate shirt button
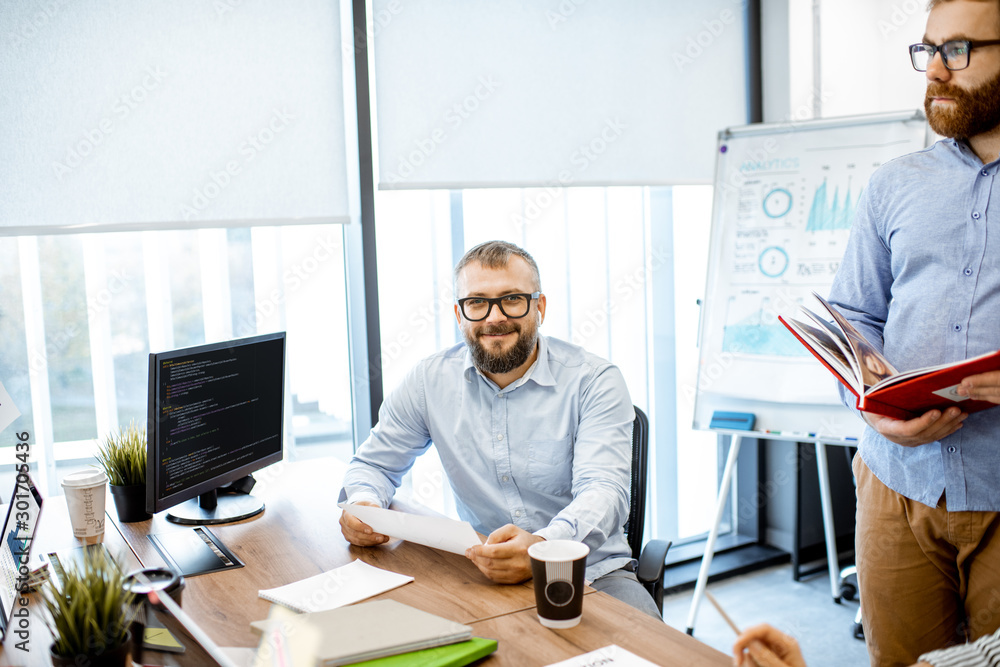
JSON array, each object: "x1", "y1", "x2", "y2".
[
  {"x1": 954, "y1": 324, "x2": 962, "y2": 332},
  {"x1": 948, "y1": 446, "x2": 957, "y2": 453},
  {"x1": 982, "y1": 170, "x2": 989, "y2": 177},
  {"x1": 497, "y1": 392, "x2": 503, "y2": 398},
  {"x1": 497, "y1": 434, "x2": 503, "y2": 441},
  {"x1": 965, "y1": 268, "x2": 973, "y2": 276},
  {"x1": 973, "y1": 211, "x2": 981, "y2": 219},
  {"x1": 514, "y1": 510, "x2": 522, "y2": 517},
  {"x1": 502, "y1": 475, "x2": 509, "y2": 482}
]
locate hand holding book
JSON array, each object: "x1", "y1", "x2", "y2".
[{"x1": 861, "y1": 405, "x2": 966, "y2": 447}]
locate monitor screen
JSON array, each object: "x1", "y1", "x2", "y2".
[{"x1": 146, "y1": 332, "x2": 285, "y2": 524}]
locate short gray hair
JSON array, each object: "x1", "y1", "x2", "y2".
[{"x1": 453, "y1": 241, "x2": 541, "y2": 294}]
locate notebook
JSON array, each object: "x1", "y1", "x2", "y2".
[
  {"x1": 250, "y1": 599, "x2": 473, "y2": 666},
  {"x1": 347, "y1": 636, "x2": 498, "y2": 667},
  {"x1": 258, "y1": 559, "x2": 413, "y2": 613},
  {"x1": 0, "y1": 472, "x2": 43, "y2": 644}
]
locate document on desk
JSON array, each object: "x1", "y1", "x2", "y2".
[
  {"x1": 259, "y1": 559, "x2": 413, "y2": 613},
  {"x1": 545, "y1": 645, "x2": 658, "y2": 667},
  {"x1": 339, "y1": 503, "x2": 482, "y2": 555}
]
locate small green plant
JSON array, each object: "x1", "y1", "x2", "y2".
[
  {"x1": 95, "y1": 421, "x2": 146, "y2": 486},
  {"x1": 42, "y1": 549, "x2": 136, "y2": 658}
]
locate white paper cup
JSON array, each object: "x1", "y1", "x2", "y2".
[
  {"x1": 528, "y1": 540, "x2": 590, "y2": 629},
  {"x1": 61, "y1": 470, "x2": 108, "y2": 542}
]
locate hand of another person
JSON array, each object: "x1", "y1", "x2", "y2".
[
  {"x1": 958, "y1": 370, "x2": 1000, "y2": 404},
  {"x1": 338, "y1": 500, "x2": 390, "y2": 547},
  {"x1": 863, "y1": 407, "x2": 966, "y2": 447},
  {"x1": 732, "y1": 624, "x2": 807, "y2": 667},
  {"x1": 465, "y1": 524, "x2": 544, "y2": 584}
]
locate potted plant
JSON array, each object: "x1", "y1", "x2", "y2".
[
  {"x1": 96, "y1": 421, "x2": 150, "y2": 522},
  {"x1": 42, "y1": 549, "x2": 137, "y2": 666}
]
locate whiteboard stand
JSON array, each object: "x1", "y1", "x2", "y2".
[
  {"x1": 685, "y1": 430, "x2": 857, "y2": 635},
  {"x1": 684, "y1": 432, "x2": 744, "y2": 635},
  {"x1": 813, "y1": 437, "x2": 842, "y2": 603}
]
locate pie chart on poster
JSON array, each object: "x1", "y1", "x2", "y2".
[{"x1": 758, "y1": 246, "x2": 789, "y2": 278}]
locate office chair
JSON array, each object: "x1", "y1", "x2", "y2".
[{"x1": 625, "y1": 405, "x2": 673, "y2": 616}]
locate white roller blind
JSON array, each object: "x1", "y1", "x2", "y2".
[
  {"x1": 373, "y1": 0, "x2": 747, "y2": 189},
  {"x1": 0, "y1": 1, "x2": 351, "y2": 234}
]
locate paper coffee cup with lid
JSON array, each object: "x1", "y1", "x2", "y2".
[{"x1": 61, "y1": 469, "x2": 108, "y2": 541}]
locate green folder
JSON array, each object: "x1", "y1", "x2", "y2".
[{"x1": 346, "y1": 637, "x2": 498, "y2": 667}]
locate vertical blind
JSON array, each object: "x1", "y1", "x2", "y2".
[
  {"x1": 372, "y1": 0, "x2": 748, "y2": 189},
  {"x1": 0, "y1": 0, "x2": 351, "y2": 234}
]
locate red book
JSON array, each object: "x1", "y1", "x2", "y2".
[{"x1": 779, "y1": 293, "x2": 1000, "y2": 420}]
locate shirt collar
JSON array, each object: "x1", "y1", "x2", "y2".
[
  {"x1": 949, "y1": 137, "x2": 1000, "y2": 167},
  {"x1": 462, "y1": 335, "x2": 558, "y2": 388}
]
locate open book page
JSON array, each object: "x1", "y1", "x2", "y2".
[
  {"x1": 812, "y1": 292, "x2": 898, "y2": 389},
  {"x1": 868, "y1": 348, "x2": 1000, "y2": 392},
  {"x1": 782, "y1": 316, "x2": 857, "y2": 391},
  {"x1": 798, "y1": 308, "x2": 864, "y2": 394}
]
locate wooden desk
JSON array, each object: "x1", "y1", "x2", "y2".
[
  {"x1": 113, "y1": 457, "x2": 539, "y2": 648},
  {"x1": 15, "y1": 458, "x2": 730, "y2": 666},
  {"x1": 470, "y1": 593, "x2": 730, "y2": 666}
]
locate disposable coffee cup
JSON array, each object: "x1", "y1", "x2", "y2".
[
  {"x1": 528, "y1": 540, "x2": 590, "y2": 629},
  {"x1": 61, "y1": 469, "x2": 107, "y2": 543}
]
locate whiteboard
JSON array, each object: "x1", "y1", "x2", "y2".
[{"x1": 693, "y1": 111, "x2": 929, "y2": 438}]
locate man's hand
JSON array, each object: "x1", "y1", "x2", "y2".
[
  {"x1": 958, "y1": 370, "x2": 1000, "y2": 404},
  {"x1": 339, "y1": 500, "x2": 390, "y2": 546},
  {"x1": 465, "y1": 524, "x2": 544, "y2": 584},
  {"x1": 733, "y1": 624, "x2": 807, "y2": 667},
  {"x1": 863, "y1": 407, "x2": 966, "y2": 447}
]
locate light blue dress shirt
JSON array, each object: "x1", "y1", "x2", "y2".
[
  {"x1": 828, "y1": 138, "x2": 1000, "y2": 511},
  {"x1": 342, "y1": 335, "x2": 635, "y2": 581}
]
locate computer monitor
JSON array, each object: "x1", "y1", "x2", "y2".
[{"x1": 146, "y1": 332, "x2": 285, "y2": 525}]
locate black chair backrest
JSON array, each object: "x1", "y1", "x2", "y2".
[{"x1": 625, "y1": 405, "x2": 649, "y2": 561}]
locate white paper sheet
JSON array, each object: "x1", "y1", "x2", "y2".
[
  {"x1": 339, "y1": 503, "x2": 482, "y2": 555},
  {"x1": 545, "y1": 645, "x2": 658, "y2": 667},
  {"x1": 0, "y1": 380, "x2": 21, "y2": 435},
  {"x1": 258, "y1": 559, "x2": 413, "y2": 613}
]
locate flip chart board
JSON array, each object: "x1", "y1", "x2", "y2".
[{"x1": 693, "y1": 111, "x2": 929, "y2": 438}]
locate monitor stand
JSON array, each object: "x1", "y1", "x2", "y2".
[{"x1": 166, "y1": 489, "x2": 264, "y2": 525}]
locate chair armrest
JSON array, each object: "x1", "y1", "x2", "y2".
[{"x1": 636, "y1": 538, "x2": 671, "y2": 584}]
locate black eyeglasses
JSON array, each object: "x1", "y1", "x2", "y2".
[
  {"x1": 909, "y1": 39, "x2": 1000, "y2": 71},
  {"x1": 456, "y1": 292, "x2": 541, "y2": 322}
]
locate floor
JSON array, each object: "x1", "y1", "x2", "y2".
[{"x1": 660, "y1": 563, "x2": 871, "y2": 667}]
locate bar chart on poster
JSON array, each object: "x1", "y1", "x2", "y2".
[{"x1": 693, "y1": 111, "x2": 929, "y2": 438}]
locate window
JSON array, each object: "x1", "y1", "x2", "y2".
[{"x1": 1, "y1": 226, "x2": 356, "y2": 496}]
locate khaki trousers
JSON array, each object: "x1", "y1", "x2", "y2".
[{"x1": 854, "y1": 454, "x2": 1000, "y2": 667}]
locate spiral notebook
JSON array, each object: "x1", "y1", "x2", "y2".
[{"x1": 258, "y1": 559, "x2": 414, "y2": 613}]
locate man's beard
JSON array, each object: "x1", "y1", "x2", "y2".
[
  {"x1": 465, "y1": 321, "x2": 538, "y2": 375},
  {"x1": 925, "y1": 67, "x2": 1000, "y2": 139}
]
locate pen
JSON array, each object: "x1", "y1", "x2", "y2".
[
  {"x1": 705, "y1": 592, "x2": 764, "y2": 667},
  {"x1": 704, "y1": 591, "x2": 741, "y2": 636}
]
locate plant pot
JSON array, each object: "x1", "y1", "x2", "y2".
[
  {"x1": 50, "y1": 630, "x2": 131, "y2": 667},
  {"x1": 109, "y1": 484, "x2": 151, "y2": 522}
]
